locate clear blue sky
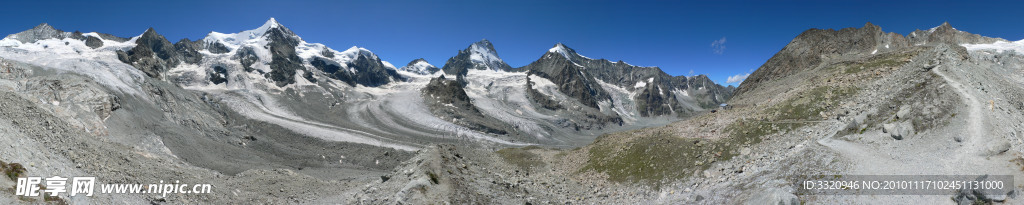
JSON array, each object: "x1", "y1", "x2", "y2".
[{"x1": 3, "y1": 0, "x2": 1024, "y2": 86}]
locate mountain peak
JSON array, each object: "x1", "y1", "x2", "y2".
[
  {"x1": 863, "y1": 22, "x2": 880, "y2": 30},
  {"x1": 401, "y1": 58, "x2": 439, "y2": 74},
  {"x1": 143, "y1": 27, "x2": 158, "y2": 35},
  {"x1": 548, "y1": 43, "x2": 578, "y2": 60},
  {"x1": 940, "y1": 21, "x2": 952, "y2": 29},
  {"x1": 441, "y1": 39, "x2": 512, "y2": 75},
  {"x1": 408, "y1": 58, "x2": 429, "y2": 65},
  {"x1": 204, "y1": 17, "x2": 296, "y2": 46},
  {"x1": 260, "y1": 17, "x2": 291, "y2": 32},
  {"x1": 265, "y1": 17, "x2": 281, "y2": 28},
  {"x1": 467, "y1": 40, "x2": 506, "y2": 68},
  {"x1": 34, "y1": 23, "x2": 55, "y2": 30},
  {"x1": 928, "y1": 22, "x2": 955, "y2": 33},
  {"x1": 472, "y1": 39, "x2": 495, "y2": 51}
]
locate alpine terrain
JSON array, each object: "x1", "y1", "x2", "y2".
[{"x1": 0, "y1": 18, "x2": 1021, "y2": 204}]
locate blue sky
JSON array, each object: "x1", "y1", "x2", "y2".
[{"x1": 3, "y1": 0, "x2": 1024, "y2": 86}]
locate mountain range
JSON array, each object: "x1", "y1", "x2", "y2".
[{"x1": 0, "y1": 18, "x2": 731, "y2": 149}]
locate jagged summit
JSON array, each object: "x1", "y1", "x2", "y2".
[
  {"x1": 467, "y1": 39, "x2": 508, "y2": 70},
  {"x1": 548, "y1": 43, "x2": 579, "y2": 60},
  {"x1": 441, "y1": 39, "x2": 513, "y2": 77},
  {"x1": 141, "y1": 27, "x2": 160, "y2": 37},
  {"x1": 3, "y1": 22, "x2": 77, "y2": 43},
  {"x1": 34, "y1": 23, "x2": 55, "y2": 30},
  {"x1": 930, "y1": 21, "x2": 954, "y2": 32},
  {"x1": 265, "y1": 17, "x2": 282, "y2": 28},
  {"x1": 204, "y1": 17, "x2": 297, "y2": 47}
]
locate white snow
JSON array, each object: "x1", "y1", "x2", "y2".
[
  {"x1": 872, "y1": 49, "x2": 878, "y2": 54},
  {"x1": 634, "y1": 80, "x2": 647, "y2": 89},
  {"x1": 549, "y1": 44, "x2": 574, "y2": 60},
  {"x1": 468, "y1": 42, "x2": 505, "y2": 70},
  {"x1": 0, "y1": 35, "x2": 147, "y2": 96},
  {"x1": 217, "y1": 91, "x2": 419, "y2": 151},
  {"x1": 633, "y1": 78, "x2": 653, "y2": 89},
  {"x1": 204, "y1": 18, "x2": 284, "y2": 49},
  {"x1": 962, "y1": 40, "x2": 1024, "y2": 54},
  {"x1": 382, "y1": 60, "x2": 396, "y2": 70},
  {"x1": 528, "y1": 74, "x2": 557, "y2": 89}
]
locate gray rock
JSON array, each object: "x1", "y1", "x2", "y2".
[
  {"x1": 84, "y1": 36, "x2": 103, "y2": 49},
  {"x1": 883, "y1": 122, "x2": 912, "y2": 140},
  {"x1": 896, "y1": 106, "x2": 910, "y2": 119},
  {"x1": 896, "y1": 121, "x2": 914, "y2": 139},
  {"x1": 982, "y1": 139, "x2": 1011, "y2": 156},
  {"x1": 115, "y1": 28, "x2": 182, "y2": 78},
  {"x1": 882, "y1": 123, "x2": 895, "y2": 134}
]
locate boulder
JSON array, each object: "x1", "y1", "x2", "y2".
[
  {"x1": 896, "y1": 106, "x2": 910, "y2": 119},
  {"x1": 882, "y1": 123, "x2": 895, "y2": 133},
  {"x1": 882, "y1": 122, "x2": 913, "y2": 140},
  {"x1": 982, "y1": 139, "x2": 1011, "y2": 156}
]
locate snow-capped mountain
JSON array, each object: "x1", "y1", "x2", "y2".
[
  {"x1": 441, "y1": 39, "x2": 513, "y2": 77},
  {"x1": 525, "y1": 43, "x2": 734, "y2": 117},
  {"x1": 154, "y1": 18, "x2": 405, "y2": 89},
  {"x1": 400, "y1": 58, "x2": 440, "y2": 75}
]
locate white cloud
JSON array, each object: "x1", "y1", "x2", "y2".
[
  {"x1": 711, "y1": 37, "x2": 727, "y2": 54},
  {"x1": 726, "y1": 72, "x2": 750, "y2": 84},
  {"x1": 688, "y1": 69, "x2": 695, "y2": 76}
]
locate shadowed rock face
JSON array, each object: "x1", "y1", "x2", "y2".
[
  {"x1": 346, "y1": 53, "x2": 404, "y2": 87},
  {"x1": 634, "y1": 82, "x2": 679, "y2": 117},
  {"x1": 735, "y1": 22, "x2": 1004, "y2": 97},
  {"x1": 116, "y1": 28, "x2": 181, "y2": 78},
  {"x1": 422, "y1": 75, "x2": 511, "y2": 135},
  {"x1": 206, "y1": 41, "x2": 230, "y2": 54},
  {"x1": 114, "y1": 28, "x2": 205, "y2": 79},
  {"x1": 174, "y1": 38, "x2": 203, "y2": 65},
  {"x1": 524, "y1": 54, "x2": 610, "y2": 109},
  {"x1": 84, "y1": 36, "x2": 103, "y2": 48},
  {"x1": 264, "y1": 26, "x2": 304, "y2": 87}
]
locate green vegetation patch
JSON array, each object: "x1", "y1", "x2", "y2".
[
  {"x1": 496, "y1": 146, "x2": 546, "y2": 170},
  {"x1": 582, "y1": 130, "x2": 758, "y2": 188},
  {"x1": 1, "y1": 160, "x2": 27, "y2": 181},
  {"x1": 770, "y1": 86, "x2": 857, "y2": 122},
  {"x1": 839, "y1": 50, "x2": 918, "y2": 74}
]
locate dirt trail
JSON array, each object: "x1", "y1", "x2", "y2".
[{"x1": 932, "y1": 65, "x2": 988, "y2": 158}]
